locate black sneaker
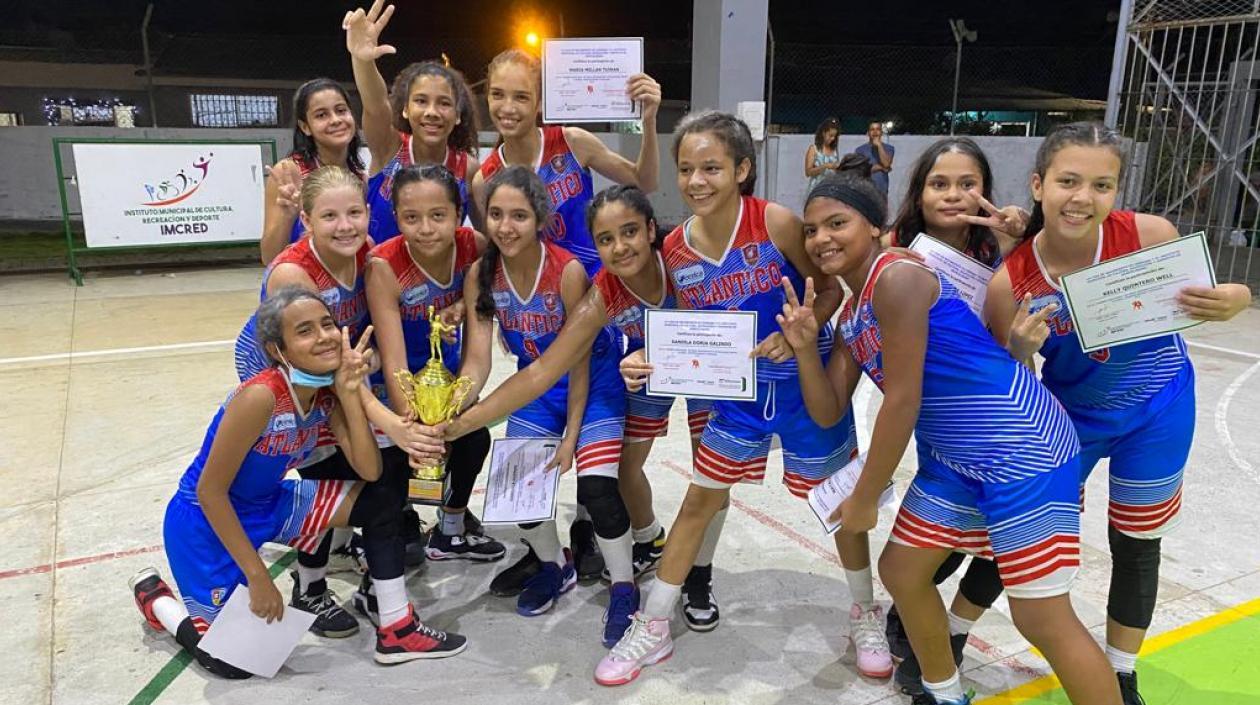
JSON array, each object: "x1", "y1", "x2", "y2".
[
  {"x1": 289, "y1": 572, "x2": 359, "y2": 638},
  {"x1": 894, "y1": 631, "x2": 967, "y2": 695},
  {"x1": 601, "y1": 528, "x2": 666, "y2": 581},
  {"x1": 570, "y1": 519, "x2": 605, "y2": 582},
  {"x1": 401, "y1": 507, "x2": 428, "y2": 568},
  {"x1": 425, "y1": 528, "x2": 506, "y2": 562},
  {"x1": 489, "y1": 541, "x2": 544, "y2": 597},
  {"x1": 682, "y1": 564, "x2": 720, "y2": 632},
  {"x1": 464, "y1": 510, "x2": 486, "y2": 537},
  {"x1": 374, "y1": 605, "x2": 468, "y2": 664},
  {"x1": 1117, "y1": 671, "x2": 1146, "y2": 705},
  {"x1": 886, "y1": 604, "x2": 913, "y2": 662},
  {"x1": 352, "y1": 571, "x2": 379, "y2": 627},
  {"x1": 328, "y1": 532, "x2": 368, "y2": 575}
]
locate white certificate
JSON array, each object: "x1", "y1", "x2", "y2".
[
  {"x1": 806, "y1": 454, "x2": 898, "y2": 536},
  {"x1": 542, "y1": 37, "x2": 643, "y2": 123},
  {"x1": 481, "y1": 437, "x2": 561, "y2": 525},
  {"x1": 197, "y1": 587, "x2": 317, "y2": 678},
  {"x1": 644, "y1": 308, "x2": 758, "y2": 401},
  {"x1": 1060, "y1": 232, "x2": 1215, "y2": 353},
  {"x1": 909, "y1": 233, "x2": 995, "y2": 316}
]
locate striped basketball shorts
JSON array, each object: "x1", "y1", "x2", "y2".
[{"x1": 624, "y1": 388, "x2": 713, "y2": 442}]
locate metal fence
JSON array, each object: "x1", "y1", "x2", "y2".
[{"x1": 1112, "y1": 0, "x2": 1260, "y2": 286}]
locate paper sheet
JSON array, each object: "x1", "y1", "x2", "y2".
[
  {"x1": 806, "y1": 454, "x2": 898, "y2": 535},
  {"x1": 481, "y1": 437, "x2": 561, "y2": 525},
  {"x1": 197, "y1": 585, "x2": 316, "y2": 678}
]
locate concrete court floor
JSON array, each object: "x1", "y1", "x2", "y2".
[{"x1": 1, "y1": 264, "x2": 1258, "y2": 705}]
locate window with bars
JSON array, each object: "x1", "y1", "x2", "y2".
[
  {"x1": 189, "y1": 94, "x2": 279, "y2": 127},
  {"x1": 0, "y1": 111, "x2": 21, "y2": 126}
]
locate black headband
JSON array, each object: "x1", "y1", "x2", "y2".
[{"x1": 807, "y1": 180, "x2": 886, "y2": 228}]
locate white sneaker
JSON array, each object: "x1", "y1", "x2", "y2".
[
  {"x1": 594, "y1": 612, "x2": 674, "y2": 686},
  {"x1": 850, "y1": 603, "x2": 894, "y2": 679}
]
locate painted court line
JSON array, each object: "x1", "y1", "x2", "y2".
[
  {"x1": 1185, "y1": 340, "x2": 1260, "y2": 361},
  {"x1": 0, "y1": 543, "x2": 164, "y2": 581}
]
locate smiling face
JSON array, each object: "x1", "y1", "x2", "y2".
[
  {"x1": 486, "y1": 185, "x2": 540, "y2": 260},
  {"x1": 675, "y1": 131, "x2": 750, "y2": 218},
  {"x1": 1032, "y1": 144, "x2": 1122, "y2": 241},
  {"x1": 403, "y1": 74, "x2": 458, "y2": 150},
  {"x1": 592, "y1": 201, "x2": 656, "y2": 279},
  {"x1": 395, "y1": 179, "x2": 458, "y2": 259},
  {"x1": 301, "y1": 185, "x2": 368, "y2": 259},
  {"x1": 487, "y1": 62, "x2": 539, "y2": 140},
  {"x1": 273, "y1": 298, "x2": 341, "y2": 374},
  {"x1": 802, "y1": 197, "x2": 882, "y2": 277},
  {"x1": 921, "y1": 150, "x2": 984, "y2": 233},
  {"x1": 299, "y1": 88, "x2": 356, "y2": 151}
]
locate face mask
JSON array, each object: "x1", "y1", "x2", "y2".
[{"x1": 277, "y1": 351, "x2": 335, "y2": 388}]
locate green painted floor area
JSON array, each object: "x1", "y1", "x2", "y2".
[{"x1": 1006, "y1": 613, "x2": 1260, "y2": 704}]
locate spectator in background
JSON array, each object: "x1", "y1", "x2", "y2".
[
  {"x1": 805, "y1": 117, "x2": 842, "y2": 193},
  {"x1": 855, "y1": 121, "x2": 895, "y2": 196},
  {"x1": 837, "y1": 152, "x2": 872, "y2": 179}
]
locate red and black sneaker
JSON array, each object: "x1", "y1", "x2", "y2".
[
  {"x1": 128, "y1": 566, "x2": 174, "y2": 632},
  {"x1": 374, "y1": 605, "x2": 467, "y2": 664}
]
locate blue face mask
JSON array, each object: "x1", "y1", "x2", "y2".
[{"x1": 277, "y1": 352, "x2": 335, "y2": 388}]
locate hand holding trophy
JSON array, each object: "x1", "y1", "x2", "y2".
[{"x1": 393, "y1": 305, "x2": 473, "y2": 503}]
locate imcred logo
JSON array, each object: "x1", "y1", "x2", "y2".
[{"x1": 141, "y1": 153, "x2": 213, "y2": 207}]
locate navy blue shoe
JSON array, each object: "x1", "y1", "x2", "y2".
[
  {"x1": 602, "y1": 582, "x2": 641, "y2": 648},
  {"x1": 516, "y1": 554, "x2": 576, "y2": 616}
]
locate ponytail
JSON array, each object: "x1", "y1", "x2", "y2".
[{"x1": 474, "y1": 242, "x2": 501, "y2": 321}]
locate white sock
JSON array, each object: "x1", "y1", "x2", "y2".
[
  {"x1": 922, "y1": 670, "x2": 964, "y2": 702},
  {"x1": 523, "y1": 522, "x2": 566, "y2": 565},
  {"x1": 329, "y1": 527, "x2": 353, "y2": 551},
  {"x1": 1106, "y1": 644, "x2": 1138, "y2": 674},
  {"x1": 152, "y1": 595, "x2": 187, "y2": 637},
  {"x1": 845, "y1": 566, "x2": 874, "y2": 608},
  {"x1": 948, "y1": 610, "x2": 976, "y2": 636},
  {"x1": 575, "y1": 505, "x2": 592, "y2": 522},
  {"x1": 695, "y1": 506, "x2": 728, "y2": 567},
  {"x1": 373, "y1": 576, "x2": 409, "y2": 628},
  {"x1": 599, "y1": 530, "x2": 635, "y2": 583},
  {"x1": 296, "y1": 563, "x2": 326, "y2": 594},
  {"x1": 643, "y1": 580, "x2": 682, "y2": 619},
  {"x1": 632, "y1": 518, "x2": 662, "y2": 544},
  {"x1": 440, "y1": 508, "x2": 464, "y2": 536}
]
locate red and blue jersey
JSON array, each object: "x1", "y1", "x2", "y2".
[
  {"x1": 1004, "y1": 210, "x2": 1193, "y2": 419},
  {"x1": 371, "y1": 227, "x2": 478, "y2": 376},
  {"x1": 481, "y1": 126, "x2": 599, "y2": 278},
  {"x1": 366, "y1": 134, "x2": 471, "y2": 242},
  {"x1": 593, "y1": 252, "x2": 673, "y2": 353},
  {"x1": 662, "y1": 195, "x2": 834, "y2": 381},
  {"x1": 840, "y1": 253, "x2": 1079, "y2": 483},
  {"x1": 175, "y1": 368, "x2": 335, "y2": 513}
]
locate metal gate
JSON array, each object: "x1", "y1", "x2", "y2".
[{"x1": 1111, "y1": 1, "x2": 1260, "y2": 287}]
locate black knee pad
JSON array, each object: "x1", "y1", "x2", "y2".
[
  {"x1": 176, "y1": 618, "x2": 252, "y2": 679},
  {"x1": 959, "y1": 557, "x2": 1005, "y2": 609},
  {"x1": 379, "y1": 446, "x2": 413, "y2": 504},
  {"x1": 449, "y1": 426, "x2": 491, "y2": 476},
  {"x1": 576, "y1": 476, "x2": 630, "y2": 539},
  {"x1": 932, "y1": 551, "x2": 966, "y2": 585},
  {"x1": 1107, "y1": 525, "x2": 1162, "y2": 630}
]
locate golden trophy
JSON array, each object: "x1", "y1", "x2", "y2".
[{"x1": 394, "y1": 305, "x2": 473, "y2": 504}]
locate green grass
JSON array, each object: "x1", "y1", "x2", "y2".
[{"x1": 0, "y1": 229, "x2": 257, "y2": 273}]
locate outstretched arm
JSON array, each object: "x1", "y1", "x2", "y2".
[{"x1": 344, "y1": 0, "x2": 401, "y2": 174}]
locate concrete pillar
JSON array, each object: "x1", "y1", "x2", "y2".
[{"x1": 689, "y1": 0, "x2": 769, "y2": 114}]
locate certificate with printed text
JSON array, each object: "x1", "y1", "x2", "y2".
[
  {"x1": 644, "y1": 309, "x2": 758, "y2": 401},
  {"x1": 481, "y1": 438, "x2": 561, "y2": 525},
  {"x1": 542, "y1": 37, "x2": 643, "y2": 123},
  {"x1": 1060, "y1": 232, "x2": 1215, "y2": 353},
  {"x1": 806, "y1": 454, "x2": 899, "y2": 536},
  {"x1": 909, "y1": 233, "x2": 995, "y2": 316}
]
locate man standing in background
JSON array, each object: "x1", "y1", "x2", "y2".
[{"x1": 855, "y1": 121, "x2": 895, "y2": 197}]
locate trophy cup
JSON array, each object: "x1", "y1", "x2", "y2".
[{"x1": 394, "y1": 305, "x2": 473, "y2": 504}]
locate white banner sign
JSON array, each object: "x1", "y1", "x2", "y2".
[{"x1": 73, "y1": 143, "x2": 264, "y2": 248}]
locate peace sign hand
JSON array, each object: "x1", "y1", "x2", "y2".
[
  {"x1": 334, "y1": 325, "x2": 376, "y2": 397},
  {"x1": 958, "y1": 191, "x2": 1030, "y2": 240},
  {"x1": 1007, "y1": 294, "x2": 1056, "y2": 361},
  {"x1": 774, "y1": 276, "x2": 819, "y2": 352},
  {"x1": 266, "y1": 160, "x2": 302, "y2": 217},
  {"x1": 343, "y1": 1, "x2": 397, "y2": 62}
]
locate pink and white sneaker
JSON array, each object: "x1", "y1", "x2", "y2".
[
  {"x1": 594, "y1": 612, "x2": 674, "y2": 686},
  {"x1": 850, "y1": 603, "x2": 894, "y2": 679}
]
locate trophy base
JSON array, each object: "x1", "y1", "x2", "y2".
[{"x1": 408, "y1": 477, "x2": 445, "y2": 506}]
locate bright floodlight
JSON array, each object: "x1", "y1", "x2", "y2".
[{"x1": 525, "y1": 31, "x2": 540, "y2": 47}]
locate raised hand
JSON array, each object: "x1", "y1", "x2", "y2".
[
  {"x1": 958, "y1": 191, "x2": 1030, "y2": 241},
  {"x1": 626, "y1": 73, "x2": 662, "y2": 121},
  {"x1": 1007, "y1": 294, "x2": 1056, "y2": 361},
  {"x1": 774, "y1": 276, "x2": 819, "y2": 352},
  {"x1": 267, "y1": 160, "x2": 302, "y2": 217},
  {"x1": 619, "y1": 348, "x2": 653, "y2": 393},
  {"x1": 334, "y1": 325, "x2": 375, "y2": 396},
  {"x1": 343, "y1": 0, "x2": 397, "y2": 62}
]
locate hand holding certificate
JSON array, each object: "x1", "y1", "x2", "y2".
[
  {"x1": 909, "y1": 233, "x2": 994, "y2": 316},
  {"x1": 644, "y1": 309, "x2": 758, "y2": 401},
  {"x1": 543, "y1": 38, "x2": 644, "y2": 123},
  {"x1": 806, "y1": 454, "x2": 898, "y2": 536},
  {"x1": 1060, "y1": 233, "x2": 1215, "y2": 352},
  {"x1": 481, "y1": 437, "x2": 561, "y2": 525}
]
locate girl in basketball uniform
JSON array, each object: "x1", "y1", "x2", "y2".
[
  {"x1": 597, "y1": 111, "x2": 892, "y2": 686},
  {"x1": 986, "y1": 122, "x2": 1252, "y2": 705},
  {"x1": 442, "y1": 185, "x2": 715, "y2": 644},
  {"x1": 365, "y1": 164, "x2": 504, "y2": 563},
  {"x1": 259, "y1": 78, "x2": 368, "y2": 265},
  {"x1": 456, "y1": 166, "x2": 631, "y2": 642},
  {"x1": 343, "y1": 1, "x2": 482, "y2": 238},
  {"x1": 129, "y1": 288, "x2": 464, "y2": 678},
  {"x1": 782, "y1": 172, "x2": 1122, "y2": 705}
]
